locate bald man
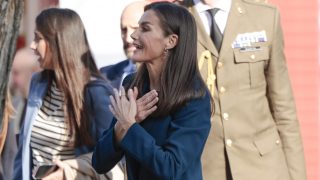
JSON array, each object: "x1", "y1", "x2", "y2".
[{"x1": 100, "y1": 1, "x2": 149, "y2": 89}]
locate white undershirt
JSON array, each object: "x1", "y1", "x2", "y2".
[{"x1": 193, "y1": 0, "x2": 232, "y2": 35}]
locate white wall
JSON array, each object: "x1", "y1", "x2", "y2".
[{"x1": 60, "y1": 0, "x2": 138, "y2": 68}]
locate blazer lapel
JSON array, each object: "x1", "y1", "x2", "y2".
[
  {"x1": 219, "y1": 0, "x2": 247, "y2": 60},
  {"x1": 22, "y1": 73, "x2": 48, "y2": 179}
]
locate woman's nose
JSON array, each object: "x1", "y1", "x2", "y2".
[{"x1": 30, "y1": 41, "x2": 36, "y2": 50}]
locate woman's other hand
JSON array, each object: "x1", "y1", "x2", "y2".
[
  {"x1": 135, "y1": 88, "x2": 158, "y2": 123},
  {"x1": 110, "y1": 87, "x2": 158, "y2": 143}
]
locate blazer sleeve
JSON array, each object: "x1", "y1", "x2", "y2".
[
  {"x1": 13, "y1": 125, "x2": 24, "y2": 180},
  {"x1": 119, "y1": 92, "x2": 211, "y2": 179},
  {"x1": 92, "y1": 119, "x2": 125, "y2": 174},
  {"x1": 267, "y1": 8, "x2": 306, "y2": 180},
  {"x1": 85, "y1": 80, "x2": 115, "y2": 142}
]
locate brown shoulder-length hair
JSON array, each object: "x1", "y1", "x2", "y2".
[
  {"x1": 35, "y1": 8, "x2": 101, "y2": 146},
  {"x1": 0, "y1": 88, "x2": 14, "y2": 153},
  {"x1": 129, "y1": 2, "x2": 212, "y2": 118}
]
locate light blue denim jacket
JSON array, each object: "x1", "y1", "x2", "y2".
[{"x1": 13, "y1": 71, "x2": 114, "y2": 180}]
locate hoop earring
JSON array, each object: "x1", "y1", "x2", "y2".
[{"x1": 164, "y1": 48, "x2": 168, "y2": 54}]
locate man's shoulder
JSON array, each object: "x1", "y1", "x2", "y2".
[
  {"x1": 100, "y1": 59, "x2": 130, "y2": 74},
  {"x1": 241, "y1": 0, "x2": 277, "y2": 10},
  {"x1": 183, "y1": 0, "x2": 277, "y2": 15},
  {"x1": 100, "y1": 60, "x2": 132, "y2": 81}
]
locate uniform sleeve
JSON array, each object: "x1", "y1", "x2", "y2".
[
  {"x1": 267, "y1": 8, "x2": 306, "y2": 180},
  {"x1": 119, "y1": 92, "x2": 211, "y2": 179}
]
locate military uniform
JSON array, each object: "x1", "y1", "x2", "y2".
[{"x1": 184, "y1": 0, "x2": 307, "y2": 179}]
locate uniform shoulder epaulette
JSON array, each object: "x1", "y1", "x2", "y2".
[
  {"x1": 242, "y1": 0, "x2": 276, "y2": 9},
  {"x1": 244, "y1": 0, "x2": 268, "y2": 4}
]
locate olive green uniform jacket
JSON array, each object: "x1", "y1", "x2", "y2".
[{"x1": 184, "y1": 0, "x2": 307, "y2": 179}]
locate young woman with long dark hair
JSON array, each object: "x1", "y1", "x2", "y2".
[{"x1": 13, "y1": 8, "x2": 114, "y2": 180}]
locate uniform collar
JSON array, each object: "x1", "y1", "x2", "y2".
[{"x1": 193, "y1": 0, "x2": 232, "y2": 14}]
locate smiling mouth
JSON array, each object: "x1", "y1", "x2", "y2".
[
  {"x1": 126, "y1": 45, "x2": 136, "y2": 51},
  {"x1": 133, "y1": 43, "x2": 143, "y2": 49}
]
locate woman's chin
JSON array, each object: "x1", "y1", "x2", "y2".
[{"x1": 131, "y1": 57, "x2": 143, "y2": 63}]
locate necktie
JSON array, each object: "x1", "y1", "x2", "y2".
[{"x1": 207, "y1": 8, "x2": 223, "y2": 51}]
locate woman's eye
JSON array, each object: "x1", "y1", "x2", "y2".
[
  {"x1": 34, "y1": 35, "x2": 41, "y2": 42},
  {"x1": 141, "y1": 26, "x2": 150, "y2": 32}
]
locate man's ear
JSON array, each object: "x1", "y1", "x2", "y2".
[{"x1": 166, "y1": 34, "x2": 178, "y2": 50}]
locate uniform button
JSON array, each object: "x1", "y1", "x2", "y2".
[
  {"x1": 237, "y1": 7, "x2": 243, "y2": 14},
  {"x1": 210, "y1": 117, "x2": 214, "y2": 122},
  {"x1": 217, "y1": 62, "x2": 223, "y2": 68},
  {"x1": 226, "y1": 139, "x2": 233, "y2": 147},
  {"x1": 220, "y1": 86, "x2": 226, "y2": 93},
  {"x1": 250, "y1": 54, "x2": 255, "y2": 60},
  {"x1": 276, "y1": 140, "x2": 280, "y2": 145},
  {"x1": 223, "y1": 113, "x2": 229, "y2": 120}
]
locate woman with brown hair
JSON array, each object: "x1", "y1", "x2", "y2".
[
  {"x1": 13, "y1": 8, "x2": 114, "y2": 180},
  {"x1": 0, "y1": 89, "x2": 14, "y2": 154},
  {"x1": 0, "y1": 88, "x2": 16, "y2": 179},
  {"x1": 92, "y1": 2, "x2": 212, "y2": 180}
]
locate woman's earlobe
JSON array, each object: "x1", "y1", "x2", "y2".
[
  {"x1": 167, "y1": 34, "x2": 178, "y2": 50},
  {"x1": 164, "y1": 47, "x2": 168, "y2": 53}
]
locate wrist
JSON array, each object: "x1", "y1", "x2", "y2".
[
  {"x1": 114, "y1": 122, "x2": 132, "y2": 143},
  {"x1": 123, "y1": 120, "x2": 135, "y2": 131}
]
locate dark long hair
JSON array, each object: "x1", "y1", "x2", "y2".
[
  {"x1": 130, "y1": 2, "x2": 211, "y2": 118},
  {"x1": 36, "y1": 8, "x2": 101, "y2": 146}
]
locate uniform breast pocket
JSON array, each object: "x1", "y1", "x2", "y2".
[{"x1": 234, "y1": 46, "x2": 270, "y2": 88}]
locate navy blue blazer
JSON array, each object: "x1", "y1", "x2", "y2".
[
  {"x1": 92, "y1": 77, "x2": 211, "y2": 180},
  {"x1": 100, "y1": 60, "x2": 136, "y2": 89}
]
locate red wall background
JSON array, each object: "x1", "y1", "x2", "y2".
[{"x1": 268, "y1": 0, "x2": 319, "y2": 179}]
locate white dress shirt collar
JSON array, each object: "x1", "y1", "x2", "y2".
[
  {"x1": 193, "y1": 0, "x2": 232, "y2": 14},
  {"x1": 192, "y1": 0, "x2": 232, "y2": 35}
]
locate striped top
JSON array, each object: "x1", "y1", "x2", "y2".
[{"x1": 30, "y1": 81, "x2": 76, "y2": 169}]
